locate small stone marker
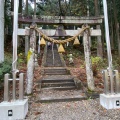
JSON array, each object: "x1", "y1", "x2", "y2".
[
  {"x1": 69, "y1": 54, "x2": 74, "y2": 64},
  {"x1": 0, "y1": 99, "x2": 28, "y2": 119},
  {"x1": 0, "y1": 73, "x2": 28, "y2": 119}
]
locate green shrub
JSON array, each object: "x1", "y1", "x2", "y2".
[
  {"x1": 17, "y1": 52, "x2": 27, "y2": 67},
  {"x1": 91, "y1": 56, "x2": 102, "y2": 76},
  {"x1": 0, "y1": 60, "x2": 12, "y2": 82},
  {"x1": 112, "y1": 57, "x2": 120, "y2": 70},
  {"x1": 91, "y1": 56, "x2": 102, "y2": 66}
]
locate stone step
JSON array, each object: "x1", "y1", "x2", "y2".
[
  {"x1": 44, "y1": 72, "x2": 68, "y2": 75},
  {"x1": 42, "y1": 82, "x2": 75, "y2": 87},
  {"x1": 44, "y1": 69, "x2": 69, "y2": 75},
  {"x1": 45, "y1": 64, "x2": 62, "y2": 67},
  {"x1": 42, "y1": 75, "x2": 74, "y2": 79},
  {"x1": 41, "y1": 79, "x2": 74, "y2": 83},
  {"x1": 44, "y1": 68, "x2": 67, "y2": 72},
  {"x1": 41, "y1": 86, "x2": 76, "y2": 90},
  {"x1": 38, "y1": 96, "x2": 87, "y2": 103},
  {"x1": 37, "y1": 89, "x2": 87, "y2": 103},
  {"x1": 46, "y1": 44, "x2": 63, "y2": 67}
]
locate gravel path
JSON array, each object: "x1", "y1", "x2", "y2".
[
  {"x1": 25, "y1": 97, "x2": 120, "y2": 120},
  {"x1": 24, "y1": 73, "x2": 120, "y2": 120}
]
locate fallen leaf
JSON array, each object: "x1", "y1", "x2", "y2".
[{"x1": 34, "y1": 111, "x2": 43, "y2": 115}]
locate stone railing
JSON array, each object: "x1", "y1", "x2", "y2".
[
  {"x1": 4, "y1": 73, "x2": 24, "y2": 102},
  {"x1": 102, "y1": 70, "x2": 120, "y2": 94}
]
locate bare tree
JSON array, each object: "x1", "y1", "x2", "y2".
[
  {"x1": 94, "y1": 0, "x2": 103, "y2": 58},
  {"x1": 34, "y1": 0, "x2": 36, "y2": 17},
  {"x1": 26, "y1": 0, "x2": 28, "y2": 14},
  {"x1": 19, "y1": 0, "x2": 22, "y2": 14},
  {"x1": 113, "y1": 0, "x2": 120, "y2": 57}
]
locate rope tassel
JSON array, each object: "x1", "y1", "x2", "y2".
[
  {"x1": 58, "y1": 44, "x2": 65, "y2": 53},
  {"x1": 40, "y1": 37, "x2": 46, "y2": 46},
  {"x1": 73, "y1": 37, "x2": 80, "y2": 45}
]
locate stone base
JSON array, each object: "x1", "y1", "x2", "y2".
[
  {"x1": 100, "y1": 93, "x2": 120, "y2": 109},
  {"x1": 0, "y1": 99, "x2": 28, "y2": 120}
]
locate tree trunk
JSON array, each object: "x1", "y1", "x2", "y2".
[
  {"x1": 113, "y1": 0, "x2": 120, "y2": 57},
  {"x1": 0, "y1": 0, "x2": 4, "y2": 62},
  {"x1": 11, "y1": 0, "x2": 14, "y2": 30},
  {"x1": 26, "y1": 0, "x2": 28, "y2": 14},
  {"x1": 19, "y1": 0, "x2": 22, "y2": 14},
  {"x1": 11, "y1": 0, "x2": 14, "y2": 11},
  {"x1": 101, "y1": 23, "x2": 105, "y2": 56},
  {"x1": 97, "y1": 25, "x2": 103, "y2": 58},
  {"x1": 87, "y1": 0, "x2": 91, "y2": 47},
  {"x1": 18, "y1": 0, "x2": 23, "y2": 47},
  {"x1": 83, "y1": 27, "x2": 94, "y2": 91},
  {"x1": 94, "y1": 0, "x2": 99, "y2": 15},
  {"x1": 94, "y1": 0, "x2": 103, "y2": 58},
  {"x1": 34, "y1": 0, "x2": 36, "y2": 18},
  {"x1": 110, "y1": 20, "x2": 114, "y2": 50}
]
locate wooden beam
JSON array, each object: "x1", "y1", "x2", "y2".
[
  {"x1": 18, "y1": 28, "x2": 101, "y2": 36},
  {"x1": 18, "y1": 16, "x2": 103, "y2": 25}
]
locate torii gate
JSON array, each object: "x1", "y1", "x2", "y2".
[
  {"x1": 17, "y1": 0, "x2": 120, "y2": 110},
  {"x1": 17, "y1": 1, "x2": 104, "y2": 93},
  {"x1": 17, "y1": 17, "x2": 102, "y2": 92}
]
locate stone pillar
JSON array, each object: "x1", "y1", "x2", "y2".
[
  {"x1": 83, "y1": 26, "x2": 94, "y2": 91},
  {"x1": 26, "y1": 23, "x2": 37, "y2": 94}
]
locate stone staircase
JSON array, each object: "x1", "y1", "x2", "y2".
[
  {"x1": 41, "y1": 75, "x2": 76, "y2": 90},
  {"x1": 43, "y1": 68, "x2": 69, "y2": 75},
  {"x1": 45, "y1": 44, "x2": 62, "y2": 67},
  {"x1": 36, "y1": 44, "x2": 87, "y2": 102}
]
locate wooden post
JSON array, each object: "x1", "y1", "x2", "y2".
[{"x1": 83, "y1": 26, "x2": 94, "y2": 91}]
